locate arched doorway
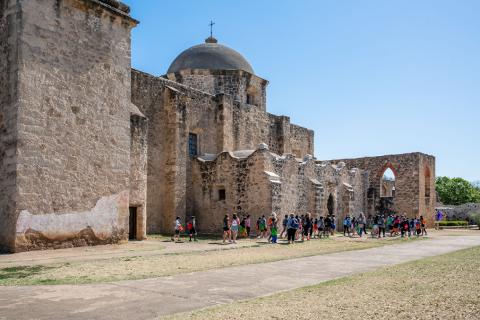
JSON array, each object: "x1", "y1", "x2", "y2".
[{"x1": 327, "y1": 194, "x2": 335, "y2": 216}]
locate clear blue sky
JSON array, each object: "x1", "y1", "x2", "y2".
[{"x1": 123, "y1": 0, "x2": 480, "y2": 182}]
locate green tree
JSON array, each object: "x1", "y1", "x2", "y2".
[{"x1": 436, "y1": 177, "x2": 480, "y2": 205}]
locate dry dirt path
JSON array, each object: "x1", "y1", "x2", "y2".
[
  {"x1": 0, "y1": 238, "x2": 258, "y2": 268},
  {"x1": 1, "y1": 235, "x2": 479, "y2": 320}
]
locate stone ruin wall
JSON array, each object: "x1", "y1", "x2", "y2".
[
  {"x1": 131, "y1": 70, "x2": 314, "y2": 234},
  {"x1": 192, "y1": 150, "x2": 274, "y2": 233},
  {"x1": 0, "y1": 0, "x2": 20, "y2": 252},
  {"x1": 314, "y1": 162, "x2": 368, "y2": 228},
  {"x1": 2, "y1": 0, "x2": 138, "y2": 252},
  {"x1": 290, "y1": 124, "x2": 314, "y2": 158},
  {"x1": 329, "y1": 153, "x2": 436, "y2": 226},
  {"x1": 192, "y1": 148, "x2": 367, "y2": 234}
]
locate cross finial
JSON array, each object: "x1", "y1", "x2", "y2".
[{"x1": 209, "y1": 20, "x2": 215, "y2": 38}]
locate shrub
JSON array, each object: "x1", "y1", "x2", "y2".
[
  {"x1": 469, "y1": 213, "x2": 480, "y2": 229},
  {"x1": 438, "y1": 221, "x2": 468, "y2": 227}
]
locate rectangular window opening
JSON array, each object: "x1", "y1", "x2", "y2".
[
  {"x1": 189, "y1": 133, "x2": 198, "y2": 157},
  {"x1": 218, "y1": 189, "x2": 226, "y2": 201}
]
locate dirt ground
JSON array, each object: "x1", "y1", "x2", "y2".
[
  {"x1": 166, "y1": 244, "x2": 480, "y2": 320},
  {"x1": 0, "y1": 229, "x2": 476, "y2": 286}
]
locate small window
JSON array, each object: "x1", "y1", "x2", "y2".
[
  {"x1": 247, "y1": 94, "x2": 257, "y2": 106},
  {"x1": 189, "y1": 133, "x2": 198, "y2": 156},
  {"x1": 218, "y1": 189, "x2": 226, "y2": 201}
]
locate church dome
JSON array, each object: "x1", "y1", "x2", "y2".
[{"x1": 167, "y1": 37, "x2": 254, "y2": 74}]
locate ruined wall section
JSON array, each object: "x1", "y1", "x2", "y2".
[
  {"x1": 290, "y1": 124, "x2": 314, "y2": 158},
  {"x1": 192, "y1": 149, "x2": 273, "y2": 233},
  {"x1": 192, "y1": 148, "x2": 367, "y2": 234},
  {"x1": 13, "y1": 0, "x2": 137, "y2": 251},
  {"x1": 0, "y1": 0, "x2": 20, "y2": 252},
  {"x1": 329, "y1": 153, "x2": 436, "y2": 224}
]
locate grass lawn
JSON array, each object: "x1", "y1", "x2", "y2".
[
  {"x1": 0, "y1": 236, "x2": 421, "y2": 286},
  {"x1": 166, "y1": 245, "x2": 480, "y2": 320}
]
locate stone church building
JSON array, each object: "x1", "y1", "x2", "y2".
[{"x1": 0, "y1": 0, "x2": 436, "y2": 252}]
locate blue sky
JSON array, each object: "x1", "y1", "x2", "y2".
[{"x1": 122, "y1": 0, "x2": 480, "y2": 181}]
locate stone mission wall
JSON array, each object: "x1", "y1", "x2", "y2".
[
  {"x1": 191, "y1": 147, "x2": 367, "y2": 235},
  {"x1": 2, "y1": 0, "x2": 138, "y2": 252},
  {"x1": 132, "y1": 70, "x2": 315, "y2": 234},
  {"x1": 329, "y1": 153, "x2": 436, "y2": 225}
]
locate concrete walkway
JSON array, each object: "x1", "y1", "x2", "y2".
[{"x1": 1, "y1": 235, "x2": 479, "y2": 320}]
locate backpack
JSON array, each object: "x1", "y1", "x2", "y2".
[{"x1": 292, "y1": 218, "x2": 300, "y2": 229}]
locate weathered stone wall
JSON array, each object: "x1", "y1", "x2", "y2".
[
  {"x1": 10, "y1": 0, "x2": 137, "y2": 251},
  {"x1": 329, "y1": 153, "x2": 436, "y2": 225},
  {"x1": 166, "y1": 69, "x2": 268, "y2": 111},
  {"x1": 313, "y1": 162, "x2": 367, "y2": 228},
  {"x1": 192, "y1": 149, "x2": 274, "y2": 233},
  {"x1": 129, "y1": 112, "x2": 148, "y2": 239},
  {"x1": 437, "y1": 203, "x2": 480, "y2": 222},
  {"x1": 0, "y1": 0, "x2": 20, "y2": 252},
  {"x1": 131, "y1": 70, "x2": 222, "y2": 233},
  {"x1": 132, "y1": 70, "x2": 314, "y2": 233},
  {"x1": 192, "y1": 147, "x2": 367, "y2": 234},
  {"x1": 290, "y1": 124, "x2": 314, "y2": 158}
]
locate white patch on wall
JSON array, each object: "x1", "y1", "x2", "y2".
[{"x1": 15, "y1": 191, "x2": 128, "y2": 240}]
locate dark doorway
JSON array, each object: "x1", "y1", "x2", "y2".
[
  {"x1": 129, "y1": 207, "x2": 137, "y2": 240},
  {"x1": 327, "y1": 194, "x2": 334, "y2": 216}
]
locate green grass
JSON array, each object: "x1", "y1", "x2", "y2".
[{"x1": 0, "y1": 266, "x2": 55, "y2": 281}]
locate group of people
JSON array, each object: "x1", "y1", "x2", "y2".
[
  {"x1": 172, "y1": 215, "x2": 198, "y2": 242},
  {"x1": 220, "y1": 212, "x2": 339, "y2": 244},
  {"x1": 343, "y1": 213, "x2": 428, "y2": 238},
  {"x1": 172, "y1": 211, "x2": 429, "y2": 243},
  {"x1": 281, "y1": 213, "x2": 336, "y2": 244},
  {"x1": 222, "y1": 214, "x2": 253, "y2": 243}
]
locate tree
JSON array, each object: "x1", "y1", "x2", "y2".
[
  {"x1": 436, "y1": 177, "x2": 480, "y2": 205},
  {"x1": 473, "y1": 180, "x2": 480, "y2": 190}
]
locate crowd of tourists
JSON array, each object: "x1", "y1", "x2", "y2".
[
  {"x1": 172, "y1": 212, "x2": 428, "y2": 243},
  {"x1": 342, "y1": 213, "x2": 428, "y2": 238}
]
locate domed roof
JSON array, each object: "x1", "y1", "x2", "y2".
[{"x1": 167, "y1": 37, "x2": 254, "y2": 74}]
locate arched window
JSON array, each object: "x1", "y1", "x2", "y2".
[
  {"x1": 424, "y1": 166, "x2": 431, "y2": 198},
  {"x1": 380, "y1": 166, "x2": 396, "y2": 198}
]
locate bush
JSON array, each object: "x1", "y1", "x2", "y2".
[
  {"x1": 438, "y1": 221, "x2": 468, "y2": 227},
  {"x1": 469, "y1": 213, "x2": 480, "y2": 229}
]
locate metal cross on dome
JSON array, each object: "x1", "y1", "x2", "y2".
[{"x1": 209, "y1": 20, "x2": 215, "y2": 38}]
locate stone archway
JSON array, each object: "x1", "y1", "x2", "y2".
[{"x1": 327, "y1": 193, "x2": 335, "y2": 216}]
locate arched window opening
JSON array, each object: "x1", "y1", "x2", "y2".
[{"x1": 380, "y1": 167, "x2": 396, "y2": 198}]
